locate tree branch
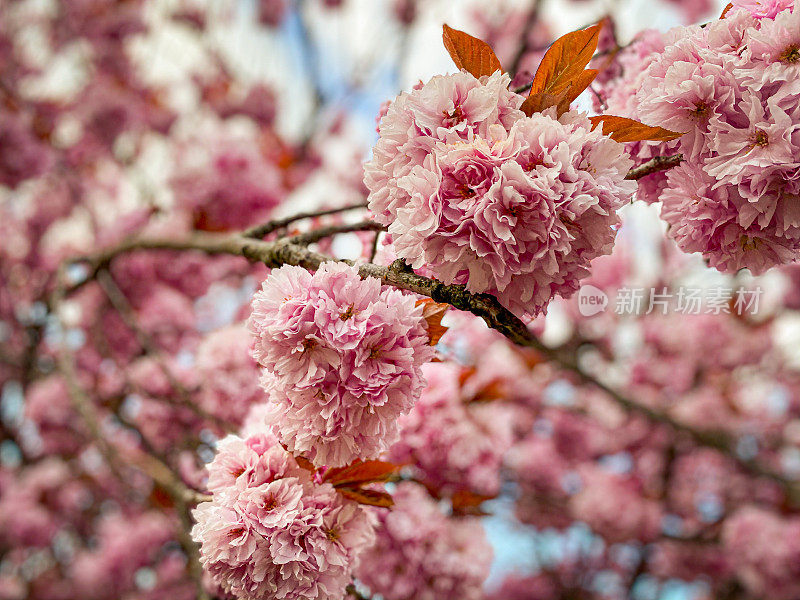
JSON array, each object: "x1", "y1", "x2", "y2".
[
  {"x1": 61, "y1": 212, "x2": 800, "y2": 504},
  {"x1": 625, "y1": 154, "x2": 683, "y2": 180},
  {"x1": 96, "y1": 269, "x2": 237, "y2": 433},
  {"x1": 242, "y1": 201, "x2": 369, "y2": 239},
  {"x1": 290, "y1": 220, "x2": 385, "y2": 245},
  {"x1": 52, "y1": 268, "x2": 211, "y2": 600}
]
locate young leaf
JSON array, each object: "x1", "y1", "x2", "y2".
[
  {"x1": 294, "y1": 455, "x2": 316, "y2": 473},
  {"x1": 442, "y1": 24, "x2": 502, "y2": 78},
  {"x1": 589, "y1": 115, "x2": 683, "y2": 142},
  {"x1": 529, "y1": 24, "x2": 602, "y2": 98},
  {"x1": 464, "y1": 378, "x2": 506, "y2": 404},
  {"x1": 338, "y1": 487, "x2": 395, "y2": 508},
  {"x1": 451, "y1": 489, "x2": 496, "y2": 516},
  {"x1": 522, "y1": 69, "x2": 600, "y2": 117},
  {"x1": 416, "y1": 298, "x2": 449, "y2": 346},
  {"x1": 323, "y1": 460, "x2": 402, "y2": 488},
  {"x1": 521, "y1": 86, "x2": 573, "y2": 117}
]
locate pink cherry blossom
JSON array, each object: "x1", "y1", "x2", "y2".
[
  {"x1": 731, "y1": 0, "x2": 794, "y2": 19},
  {"x1": 192, "y1": 434, "x2": 375, "y2": 600},
  {"x1": 367, "y1": 71, "x2": 634, "y2": 318},
  {"x1": 659, "y1": 162, "x2": 799, "y2": 274},
  {"x1": 389, "y1": 362, "x2": 516, "y2": 497},
  {"x1": 248, "y1": 262, "x2": 434, "y2": 466}
]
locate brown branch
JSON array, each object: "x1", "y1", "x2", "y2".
[
  {"x1": 242, "y1": 201, "x2": 369, "y2": 239},
  {"x1": 95, "y1": 269, "x2": 236, "y2": 433},
  {"x1": 61, "y1": 223, "x2": 800, "y2": 504},
  {"x1": 508, "y1": 0, "x2": 543, "y2": 77},
  {"x1": 52, "y1": 268, "x2": 211, "y2": 600},
  {"x1": 346, "y1": 584, "x2": 372, "y2": 600},
  {"x1": 290, "y1": 220, "x2": 386, "y2": 245},
  {"x1": 625, "y1": 154, "x2": 683, "y2": 181}
]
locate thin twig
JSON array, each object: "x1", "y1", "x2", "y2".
[
  {"x1": 625, "y1": 154, "x2": 683, "y2": 180},
  {"x1": 96, "y1": 270, "x2": 236, "y2": 432},
  {"x1": 291, "y1": 220, "x2": 385, "y2": 245},
  {"x1": 242, "y1": 201, "x2": 369, "y2": 239},
  {"x1": 508, "y1": 0, "x2": 542, "y2": 77},
  {"x1": 346, "y1": 584, "x2": 372, "y2": 600},
  {"x1": 369, "y1": 231, "x2": 381, "y2": 263}
]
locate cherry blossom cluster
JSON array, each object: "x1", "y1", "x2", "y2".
[
  {"x1": 633, "y1": 3, "x2": 800, "y2": 273},
  {"x1": 191, "y1": 433, "x2": 375, "y2": 600},
  {"x1": 6, "y1": 1, "x2": 800, "y2": 599},
  {"x1": 247, "y1": 262, "x2": 434, "y2": 467},
  {"x1": 365, "y1": 70, "x2": 636, "y2": 319}
]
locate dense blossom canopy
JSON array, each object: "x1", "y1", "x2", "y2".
[{"x1": 4, "y1": 1, "x2": 800, "y2": 600}]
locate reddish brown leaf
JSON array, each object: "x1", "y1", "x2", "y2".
[
  {"x1": 294, "y1": 455, "x2": 316, "y2": 472},
  {"x1": 451, "y1": 489, "x2": 496, "y2": 516},
  {"x1": 465, "y1": 378, "x2": 506, "y2": 404},
  {"x1": 416, "y1": 298, "x2": 449, "y2": 346},
  {"x1": 458, "y1": 366, "x2": 477, "y2": 387},
  {"x1": 323, "y1": 460, "x2": 402, "y2": 488},
  {"x1": 522, "y1": 68, "x2": 600, "y2": 117},
  {"x1": 442, "y1": 24, "x2": 502, "y2": 78},
  {"x1": 589, "y1": 115, "x2": 683, "y2": 142},
  {"x1": 562, "y1": 69, "x2": 598, "y2": 106},
  {"x1": 520, "y1": 86, "x2": 573, "y2": 117},
  {"x1": 338, "y1": 487, "x2": 395, "y2": 508},
  {"x1": 529, "y1": 24, "x2": 602, "y2": 98},
  {"x1": 720, "y1": 2, "x2": 734, "y2": 18}
]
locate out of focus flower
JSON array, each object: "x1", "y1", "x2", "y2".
[{"x1": 356, "y1": 482, "x2": 492, "y2": 600}]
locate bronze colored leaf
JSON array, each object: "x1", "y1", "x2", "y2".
[
  {"x1": 442, "y1": 24, "x2": 503, "y2": 78},
  {"x1": 416, "y1": 298, "x2": 449, "y2": 346},
  {"x1": 338, "y1": 487, "x2": 395, "y2": 508},
  {"x1": 323, "y1": 460, "x2": 402, "y2": 487},
  {"x1": 529, "y1": 24, "x2": 601, "y2": 97},
  {"x1": 589, "y1": 115, "x2": 683, "y2": 142}
]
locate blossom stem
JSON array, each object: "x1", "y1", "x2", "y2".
[
  {"x1": 290, "y1": 220, "x2": 386, "y2": 245},
  {"x1": 243, "y1": 201, "x2": 369, "y2": 239},
  {"x1": 625, "y1": 154, "x2": 683, "y2": 180}
]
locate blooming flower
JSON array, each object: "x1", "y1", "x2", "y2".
[
  {"x1": 192, "y1": 434, "x2": 375, "y2": 600},
  {"x1": 659, "y1": 162, "x2": 799, "y2": 274},
  {"x1": 634, "y1": 7, "x2": 800, "y2": 272},
  {"x1": 389, "y1": 362, "x2": 515, "y2": 497},
  {"x1": 366, "y1": 70, "x2": 635, "y2": 318},
  {"x1": 247, "y1": 262, "x2": 434, "y2": 467}
]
